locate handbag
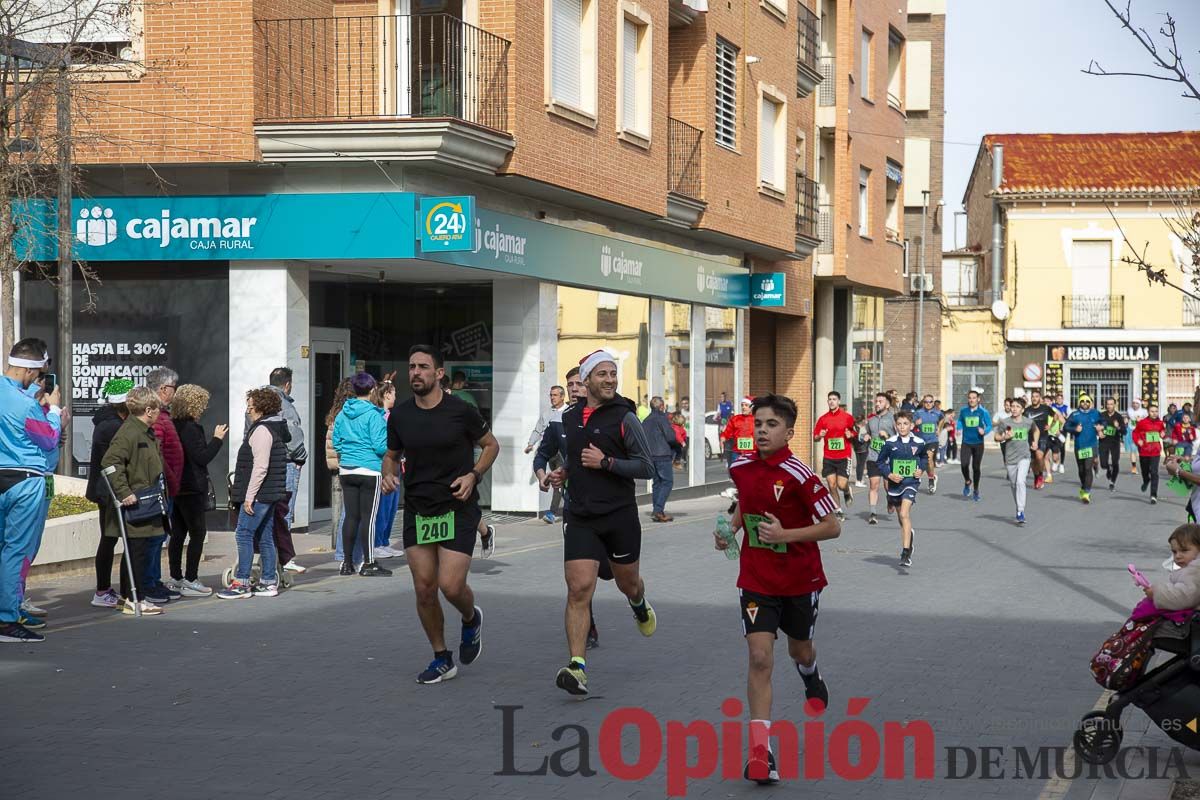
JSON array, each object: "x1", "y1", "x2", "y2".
[
  {"x1": 204, "y1": 476, "x2": 217, "y2": 512},
  {"x1": 1091, "y1": 615, "x2": 1160, "y2": 691},
  {"x1": 122, "y1": 476, "x2": 167, "y2": 526}
]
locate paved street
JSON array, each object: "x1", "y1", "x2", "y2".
[{"x1": 3, "y1": 457, "x2": 1199, "y2": 800}]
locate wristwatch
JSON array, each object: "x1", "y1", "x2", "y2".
[
  {"x1": 601, "y1": 456, "x2": 613, "y2": 471},
  {"x1": 470, "y1": 469, "x2": 483, "y2": 483}
]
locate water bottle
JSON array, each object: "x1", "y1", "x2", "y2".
[{"x1": 716, "y1": 514, "x2": 740, "y2": 560}]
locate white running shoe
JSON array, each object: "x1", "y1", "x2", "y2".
[
  {"x1": 91, "y1": 588, "x2": 121, "y2": 608},
  {"x1": 178, "y1": 579, "x2": 213, "y2": 597},
  {"x1": 20, "y1": 597, "x2": 47, "y2": 616},
  {"x1": 854, "y1": 480, "x2": 867, "y2": 488},
  {"x1": 720, "y1": 487, "x2": 736, "y2": 499},
  {"x1": 373, "y1": 546, "x2": 396, "y2": 560},
  {"x1": 122, "y1": 599, "x2": 163, "y2": 616},
  {"x1": 384, "y1": 545, "x2": 405, "y2": 558},
  {"x1": 283, "y1": 561, "x2": 307, "y2": 573},
  {"x1": 480, "y1": 525, "x2": 496, "y2": 559}
]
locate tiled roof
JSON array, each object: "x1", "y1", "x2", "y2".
[{"x1": 982, "y1": 131, "x2": 1200, "y2": 196}]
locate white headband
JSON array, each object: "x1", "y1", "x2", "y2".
[
  {"x1": 579, "y1": 349, "x2": 617, "y2": 382},
  {"x1": 9, "y1": 353, "x2": 48, "y2": 369}
]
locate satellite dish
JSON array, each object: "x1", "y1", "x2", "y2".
[{"x1": 991, "y1": 299, "x2": 1010, "y2": 321}]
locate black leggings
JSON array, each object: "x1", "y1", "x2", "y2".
[
  {"x1": 960, "y1": 443, "x2": 984, "y2": 488},
  {"x1": 119, "y1": 537, "x2": 151, "y2": 601},
  {"x1": 169, "y1": 493, "x2": 208, "y2": 582},
  {"x1": 340, "y1": 473, "x2": 381, "y2": 567},
  {"x1": 1099, "y1": 441, "x2": 1122, "y2": 484},
  {"x1": 1139, "y1": 456, "x2": 1160, "y2": 497},
  {"x1": 854, "y1": 446, "x2": 869, "y2": 482},
  {"x1": 1076, "y1": 456, "x2": 1095, "y2": 492},
  {"x1": 96, "y1": 530, "x2": 118, "y2": 591}
]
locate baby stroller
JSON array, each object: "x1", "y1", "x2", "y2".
[
  {"x1": 221, "y1": 472, "x2": 294, "y2": 590},
  {"x1": 1074, "y1": 612, "x2": 1200, "y2": 764}
]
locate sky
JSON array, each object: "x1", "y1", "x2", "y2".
[{"x1": 943, "y1": 0, "x2": 1200, "y2": 247}]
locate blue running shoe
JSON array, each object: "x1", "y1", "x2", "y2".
[
  {"x1": 460, "y1": 606, "x2": 483, "y2": 665},
  {"x1": 417, "y1": 653, "x2": 458, "y2": 684},
  {"x1": 972, "y1": 493, "x2": 981, "y2": 503},
  {"x1": 962, "y1": 483, "x2": 971, "y2": 497},
  {"x1": 17, "y1": 614, "x2": 45, "y2": 630},
  {"x1": 1016, "y1": 512, "x2": 1026, "y2": 525}
]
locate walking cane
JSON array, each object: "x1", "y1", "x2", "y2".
[{"x1": 99, "y1": 465, "x2": 141, "y2": 617}]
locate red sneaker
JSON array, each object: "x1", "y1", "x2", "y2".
[{"x1": 1034, "y1": 474, "x2": 1045, "y2": 490}]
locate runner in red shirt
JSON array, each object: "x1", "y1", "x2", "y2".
[
  {"x1": 721, "y1": 397, "x2": 756, "y2": 468},
  {"x1": 813, "y1": 390, "x2": 857, "y2": 519},
  {"x1": 716, "y1": 393, "x2": 841, "y2": 785},
  {"x1": 1132, "y1": 404, "x2": 1167, "y2": 504}
]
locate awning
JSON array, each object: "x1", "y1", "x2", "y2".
[{"x1": 886, "y1": 162, "x2": 904, "y2": 184}]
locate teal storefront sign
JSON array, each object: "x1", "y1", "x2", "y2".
[
  {"x1": 418, "y1": 195, "x2": 475, "y2": 252},
  {"x1": 749, "y1": 272, "x2": 786, "y2": 307},
  {"x1": 21, "y1": 192, "x2": 750, "y2": 307}
]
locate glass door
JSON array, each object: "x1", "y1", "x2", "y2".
[{"x1": 310, "y1": 327, "x2": 351, "y2": 523}]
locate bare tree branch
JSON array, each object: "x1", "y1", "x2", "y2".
[
  {"x1": 1084, "y1": 0, "x2": 1200, "y2": 102},
  {"x1": 1106, "y1": 202, "x2": 1200, "y2": 301}
]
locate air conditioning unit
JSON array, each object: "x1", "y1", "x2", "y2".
[{"x1": 909, "y1": 273, "x2": 934, "y2": 293}]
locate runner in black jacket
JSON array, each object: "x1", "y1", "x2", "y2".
[{"x1": 548, "y1": 350, "x2": 655, "y2": 697}]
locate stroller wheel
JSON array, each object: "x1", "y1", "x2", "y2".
[
  {"x1": 221, "y1": 567, "x2": 234, "y2": 589},
  {"x1": 1073, "y1": 710, "x2": 1122, "y2": 765},
  {"x1": 280, "y1": 570, "x2": 295, "y2": 589}
]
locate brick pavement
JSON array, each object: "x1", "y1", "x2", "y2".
[{"x1": 2, "y1": 460, "x2": 1198, "y2": 800}]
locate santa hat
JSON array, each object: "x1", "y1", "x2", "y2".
[
  {"x1": 741, "y1": 396, "x2": 753, "y2": 406},
  {"x1": 579, "y1": 349, "x2": 617, "y2": 381}
]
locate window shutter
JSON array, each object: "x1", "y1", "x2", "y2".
[
  {"x1": 714, "y1": 39, "x2": 737, "y2": 148},
  {"x1": 759, "y1": 99, "x2": 777, "y2": 186},
  {"x1": 622, "y1": 19, "x2": 638, "y2": 130},
  {"x1": 552, "y1": 0, "x2": 583, "y2": 107}
]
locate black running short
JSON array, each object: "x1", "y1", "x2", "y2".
[
  {"x1": 564, "y1": 504, "x2": 641, "y2": 565},
  {"x1": 739, "y1": 588, "x2": 820, "y2": 640},
  {"x1": 821, "y1": 458, "x2": 850, "y2": 478},
  {"x1": 866, "y1": 459, "x2": 883, "y2": 478},
  {"x1": 401, "y1": 504, "x2": 481, "y2": 556}
]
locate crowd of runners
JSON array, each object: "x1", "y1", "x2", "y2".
[{"x1": 3, "y1": 331, "x2": 1199, "y2": 786}]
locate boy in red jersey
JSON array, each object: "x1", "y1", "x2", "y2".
[
  {"x1": 813, "y1": 390, "x2": 857, "y2": 519},
  {"x1": 716, "y1": 393, "x2": 842, "y2": 785}
]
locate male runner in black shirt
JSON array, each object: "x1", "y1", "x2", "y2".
[
  {"x1": 1025, "y1": 389, "x2": 1052, "y2": 491},
  {"x1": 548, "y1": 349, "x2": 655, "y2": 696},
  {"x1": 383, "y1": 344, "x2": 500, "y2": 685}
]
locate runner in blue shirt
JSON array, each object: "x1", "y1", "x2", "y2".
[
  {"x1": 912, "y1": 394, "x2": 944, "y2": 495},
  {"x1": 1064, "y1": 394, "x2": 1103, "y2": 504},
  {"x1": 955, "y1": 390, "x2": 992, "y2": 502},
  {"x1": 877, "y1": 411, "x2": 928, "y2": 568}
]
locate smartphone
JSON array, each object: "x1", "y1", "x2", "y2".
[
  {"x1": 42, "y1": 373, "x2": 56, "y2": 394},
  {"x1": 1128, "y1": 563, "x2": 1151, "y2": 589}
]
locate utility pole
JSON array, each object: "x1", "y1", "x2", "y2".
[
  {"x1": 915, "y1": 189, "x2": 929, "y2": 398},
  {"x1": 55, "y1": 60, "x2": 71, "y2": 476}
]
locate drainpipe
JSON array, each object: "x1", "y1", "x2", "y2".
[{"x1": 991, "y1": 143, "x2": 1004, "y2": 305}]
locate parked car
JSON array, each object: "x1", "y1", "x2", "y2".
[{"x1": 704, "y1": 412, "x2": 722, "y2": 460}]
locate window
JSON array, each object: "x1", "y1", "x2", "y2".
[
  {"x1": 757, "y1": 86, "x2": 786, "y2": 194},
  {"x1": 951, "y1": 362, "x2": 997, "y2": 410},
  {"x1": 617, "y1": 5, "x2": 652, "y2": 142},
  {"x1": 884, "y1": 161, "x2": 901, "y2": 242},
  {"x1": 942, "y1": 258, "x2": 979, "y2": 306},
  {"x1": 715, "y1": 38, "x2": 738, "y2": 149},
  {"x1": 14, "y1": 0, "x2": 145, "y2": 76},
  {"x1": 886, "y1": 29, "x2": 903, "y2": 109},
  {"x1": 859, "y1": 28, "x2": 873, "y2": 101},
  {"x1": 548, "y1": 0, "x2": 598, "y2": 122},
  {"x1": 596, "y1": 292, "x2": 620, "y2": 332},
  {"x1": 858, "y1": 166, "x2": 871, "y2": 237}
]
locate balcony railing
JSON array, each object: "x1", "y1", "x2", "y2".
[
  {"x1": 817, "y1": 204, "x2": 833, "y2": 254},
  {"x1": 796, "y1": 176, "x2": 819, "y2": 241},
  {"x1": 255, "y1": 14, "x2": 510, "y2": 132},
  {"x1": 1062, "y1": 295, "x2": 1125, "y2": 329},
  {"x1": 817, "y1": 57, "x2": 836, "y2": 106},
  {"x1": 886, "y1": 90, "x2": 902, "y2": 110},
  {"x1": 796, "y1": 3, "x2": 820, "y2": 95},
  {"x1": 1186, "y1": 296, "x2": 1200, "y2": 326},
  {"x1": 668, "y1": 117, "x2": 703, "y2": 200}
]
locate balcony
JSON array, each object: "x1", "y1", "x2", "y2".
[
  {"x1": 817, "y1": 204, "x2": 833, "y2": 254},
  {"x1": 254, "y1": 14, "x2": 514, "y2": 172},
  {"x1": 795, "y1": 176, "x2": 820, "y2": 256},
  {"x1": 1062, "y1": 295, "x2": 1125, "y2": 329},
  {"x1": 665, "y1": 117, "x2": 706, "y2": 227},
  {"x1": 1186, "y1": 296, "x2": 1200, "y2": 326},
  {"x1": 796, "y1": 4, "x2": 822, "y2": 98},
  {"x1": 817, "y1": 57, "x2": 836, "y2": 106}
]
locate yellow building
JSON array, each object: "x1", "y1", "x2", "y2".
[{"x1": 947, "y1": 132, "x2": 1200, "y2": 411}]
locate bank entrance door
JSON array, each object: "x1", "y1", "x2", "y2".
[
  {"x1": 1068, "y1": 368, "x2": 1132, "y2": 411},
  {"x1": 310, "y1": 328, "x2": 351, "y2": 524}
]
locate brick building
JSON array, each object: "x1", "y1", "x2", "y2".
[
  {"x1": 881, "y1": 0, "x2": 945, "y2": 402},
  {"x1": 12, "y1": 0, "x2": 826, "y2": 521}
]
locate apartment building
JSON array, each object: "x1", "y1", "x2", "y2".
[
  {"x1": 13, "y1": 0, "x2": 823, "y2": 521},
  {"x1": 811, "y1": 0, "x2": 909, "y2": 417},
  {"x1": 880, "y1": 0, "x2": 944, "y2": 401},
  {"x1": 946, "y1": 131, "x2": 1200, "y2": 410}
]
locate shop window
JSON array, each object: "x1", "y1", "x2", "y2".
[{"x1": 558, "y1": 285, "x2": 650, "y2": 407}]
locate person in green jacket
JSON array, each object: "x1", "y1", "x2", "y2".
[{"x1": 100, "y1": 386, "x2": 166, "y2": 616}]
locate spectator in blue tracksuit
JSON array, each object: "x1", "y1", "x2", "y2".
[
  {"x1": 955, "y1": 390, "x2": 992, "y2": 501},
  {"x1": 1065, "y1": 394, "x2": 1103, "y2": 503},
  {"x1": 532, "y1": 366, "x2": 604, "y2": 649},
  {"x1": 17, "y1": 379, "x2": 60, "y2": 619},
  {"x1": 0, "y1": 339, "x2": 62, "y2": 643}
]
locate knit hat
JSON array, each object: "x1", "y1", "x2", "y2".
[{"x1": 101, "y1": 377, "x2": 134, "y2": 404}]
